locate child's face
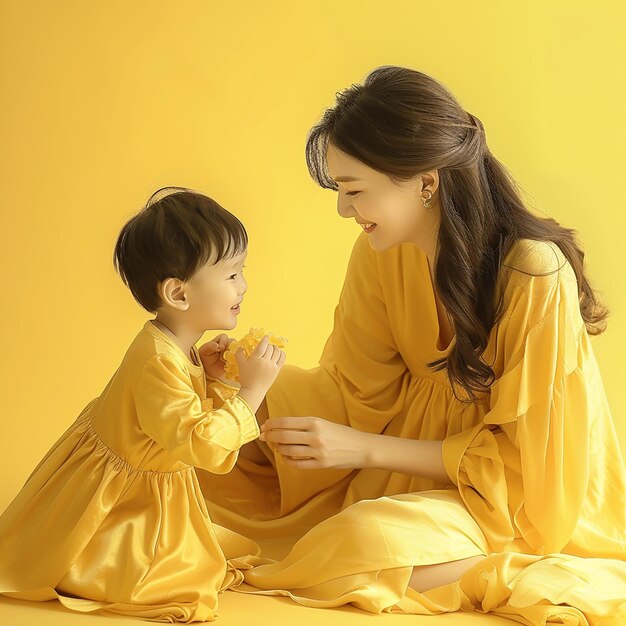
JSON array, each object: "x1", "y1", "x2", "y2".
[{"x1": 184, "y1": 248, "x2": 248, "y2": 330}]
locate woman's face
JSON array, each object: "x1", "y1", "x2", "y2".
[{"x1": 325, "y1": 143, "x2": 439, "y2": 252}]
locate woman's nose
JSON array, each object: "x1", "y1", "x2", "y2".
[{"x1": 337, "y1": 200, "x2": 356, "y2": 219}]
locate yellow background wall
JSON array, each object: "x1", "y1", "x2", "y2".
[{"x1": 1, "y1": 0, "x2": 625, "y2": 517}]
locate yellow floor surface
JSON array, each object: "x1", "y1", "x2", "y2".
[{"x1": 0, "y1": 590, "x2": 516, "y2": 625}]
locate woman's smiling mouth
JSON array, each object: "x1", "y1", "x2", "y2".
[{"x1": 357, "y1": 221, "x2": 377, "y2": 233}]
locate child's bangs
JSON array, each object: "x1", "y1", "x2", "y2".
[{"x1": 193, "y1": 214, "x2": 248, "y2": 270}]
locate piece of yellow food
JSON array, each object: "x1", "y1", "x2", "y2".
[{"x1": 222, "y1": 327, "x2": 288, "y2": 382}]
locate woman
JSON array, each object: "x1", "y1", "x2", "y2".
[{"x1": 198, "y1": 65, "x2": 626, "y2": 625}]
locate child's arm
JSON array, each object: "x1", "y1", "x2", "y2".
[
  {"x1": 205, "y1": 373, "x2": 241, "y2": 399},
  {"x1": 135, "y1": 354, "x2": 260, "y2": 474},
  {"x1": 205, "y1": 375, "x2": 272, "y2": 465}
]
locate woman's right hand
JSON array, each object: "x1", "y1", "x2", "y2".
[{"x1": 236, "y1": 336, "x2": 286, "y2": 410}]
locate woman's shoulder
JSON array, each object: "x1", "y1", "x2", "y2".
[
  {"x1": 500, "y1": 238, "x2": 577, "y2": 292},
  {"x1": 496, "y1": 238, "x2": 581, "y2": 329},
  {"x1": 503, "y1": 238, "x2": 566, "y2": 274}
]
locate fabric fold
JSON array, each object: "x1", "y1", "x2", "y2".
[
  {"x1": 199, "y1": 234, "x2": 626, "y2": 625},
  {"x1": 0, "y1": 320, "x2": 266, "y2": 622}
]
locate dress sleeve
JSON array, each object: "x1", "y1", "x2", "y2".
[
  {"x1": 320, "y1": 231, "x2": 412, "y2": 433},
  {"x1": 135, "y1": 355, "x2": 260, "y2": 474},
  {"x1": 441, "y1": 248, "x2": 589, "y2": 554},
  {"x1": 262, "y1": 232, "x2": 412, "y2": 514},
  {"x1": 205, "y1": 374, "x2": 241, "y2": 404},
  {"x1": 266, "y1": 230, "x2": 411, "y2": 436}
]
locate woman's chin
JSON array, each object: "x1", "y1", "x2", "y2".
[{"x1": 366, "y1": 234, "x2": 397, "y2": 252}]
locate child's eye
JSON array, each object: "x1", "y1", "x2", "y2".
[{"x1": 229, "y1": 266, "x2": 245, "y2": 280}]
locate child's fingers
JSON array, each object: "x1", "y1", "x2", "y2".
[
  {"x1": 214, "y1": 335, "x2": 225, "y2": 350},
  {"x1": 199, "y1": 341, "x2": 220, "y2": 355},
  {"x1": 270, "y1": 347, "x2": 284, "y2": 364},
  {"x1": 252, "y1": 335, "x2": 270, "y2": 357},
  {"x1": 219, "y1": 335, "x2": 233, "y2": 351},
  {"x1": 267, "y1": 345, "x2": 280, "y2": 362},
  {"x1": 261, "y1": 343, "x2": 274, "y2": 360},
  {"x1": 277, "y1": 350, "x2": 287, "y2": 366},
  {"x1": 234, "y1": 346, "x2": 246, "y2": 364}
]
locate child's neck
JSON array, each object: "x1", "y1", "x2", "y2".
[{"x1": 151, "y1": 316, "x2": 202, "y2": 364}]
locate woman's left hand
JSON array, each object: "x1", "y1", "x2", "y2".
[
  {"x1": 198, "y1": 334, "x2": 235, "y2": 379},
  {"x1": 259, "y1": 416, "x2": 371, "y2": 470}
]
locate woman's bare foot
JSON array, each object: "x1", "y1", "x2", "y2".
[{"x1": 408, "y1": 555, "x2": 486, "y2": 593}]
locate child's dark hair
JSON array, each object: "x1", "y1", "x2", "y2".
[{"x1": 113, "y1": 186, "x2": 248, "y2": 313}]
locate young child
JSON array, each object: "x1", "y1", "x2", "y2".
[{"x1": 0, "y1": 186, "x2": 286, "y2": 622}]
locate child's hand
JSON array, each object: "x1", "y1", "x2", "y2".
[
  {"x1": 198, "y1": 334, "x2": 235, "y2": 379},
  {"x1": 236, "y1": 336, "x2": 286, "y2": 406}
]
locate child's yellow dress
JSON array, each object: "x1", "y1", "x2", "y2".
[
  {"x1": 0, "y1": 320, "x2": 262, "y2": 622},
  {"x1": 196, "y1": 232, "x2": 626, "y2": 625}
]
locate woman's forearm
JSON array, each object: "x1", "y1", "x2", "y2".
[{"x1": 362, "y1": 433, "x2": 452, "y2": 484}]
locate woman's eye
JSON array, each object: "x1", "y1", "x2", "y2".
[
  {"x1": 229, "y1": 274, "x2": 237, "y2": 280},
  {"x1": 329, "y1": 188, "x2": 360, "y2": 196}
]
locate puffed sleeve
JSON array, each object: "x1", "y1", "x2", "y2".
[
  {"x1": 267, "y1": 231, "x2": 412, "y2": 435},
  {"x1": 135, "y1": 355, "x2": 260, "y2": 474},
  {"x1": 441, "y1": 244, "x2": 589, "y2": 554}
]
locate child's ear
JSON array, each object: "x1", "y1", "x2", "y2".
[{"x1": 159, "y1": 278, "x2": 190, "y2": 311}]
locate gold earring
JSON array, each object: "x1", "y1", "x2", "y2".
[{"x1": 421, "y1": 190, "x2": 433, "y2": 208}]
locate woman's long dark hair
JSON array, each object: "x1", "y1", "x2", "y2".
[{"x1": 305, "y1": 65, "x2": 608, "y2": 402}]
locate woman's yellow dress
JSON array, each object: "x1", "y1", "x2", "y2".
[{"x1": 197, "y1": 232, "x2": 626, "y2": 625}]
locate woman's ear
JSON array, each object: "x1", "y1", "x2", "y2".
[{"x1": 419, "y1": 170, "x2": 439, "y2": 195}]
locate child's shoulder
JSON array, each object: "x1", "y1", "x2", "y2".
[{"x1": 120, "y1": 321, "x2": 190, "y2": 380}]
